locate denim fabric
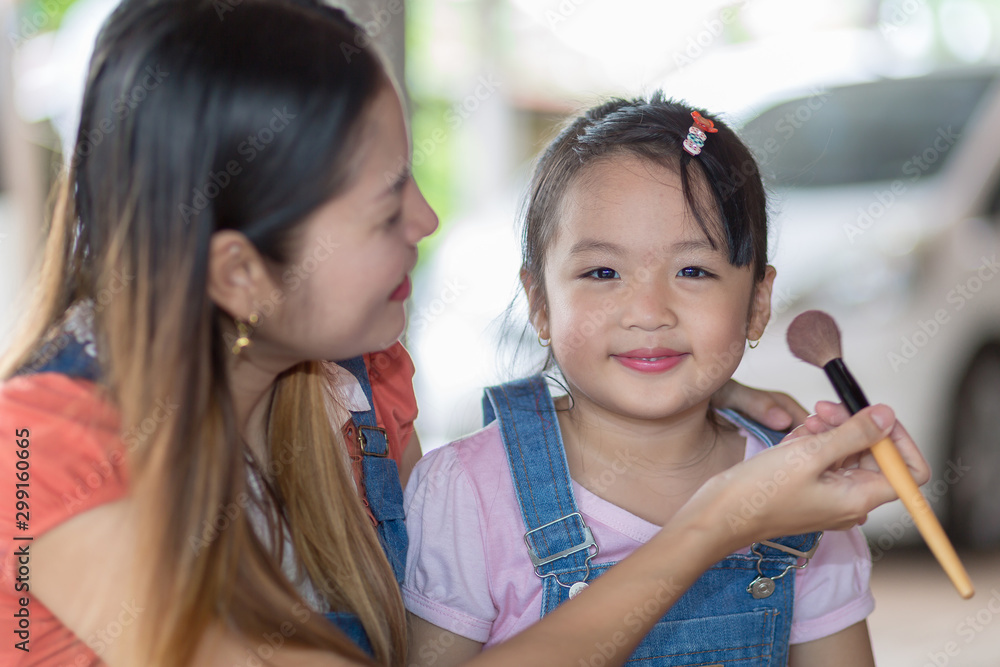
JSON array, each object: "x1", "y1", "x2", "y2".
[
  {"x1": 324, "y1": 611, "x2": 375, "y2": 657},
  {"x1": 483, "y1": 374, "x2": 821, "y2": 667},
  {"x1": 336, "y1": 356, "x2": 408, "y2": 586},
  {"x1": 16, "y1": 315, "x2": 397, "y2": 660},
  {"x1": 16, "y1": 334, "x2": 101, "y2": 381}
]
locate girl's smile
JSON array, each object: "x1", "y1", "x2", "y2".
[
  {"x1": 612, "y1": 348, "x2": 687, "y2": 373},
  {"x1": 531, "y1": 154, "x2": 775, "y2": 425}
]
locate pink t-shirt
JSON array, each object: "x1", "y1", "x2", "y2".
[{"x1": 402, "y1": 420, "x2": 875, "y2": 648}]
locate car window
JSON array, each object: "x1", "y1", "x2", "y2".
[{"x1": 740, "y1": 73, "x2": 997, "y2": 188}]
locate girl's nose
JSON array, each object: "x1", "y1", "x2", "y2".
[{"x1": 621, "y1": 278, "x2": 678, "y2": 331}]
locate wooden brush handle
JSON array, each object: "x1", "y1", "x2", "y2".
[{"x1": 870, "y1": 436, "x2": 974, "y2": 599}]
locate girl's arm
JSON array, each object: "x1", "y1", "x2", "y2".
[
  {"x1": 408, "y1": 614, "x2": 484, "y2": 667},
  {"x1": 449, "y1": 405, "x2": 927, "y2": 667},
  {"x1": 398, "y1": 431, "x2": 423, "y2": 488},
  {"x1": 32, "y1": 406, "x2": 925, "y2": 667},
  {"x1": 789, "y1": 621, "x2": 876, "y2": 667},
  {"x1": 712, "y1": 379, "x2": 809, "y2": 431}
]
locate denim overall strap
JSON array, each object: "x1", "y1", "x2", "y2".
[
  {"x1": 509, "y1": 404, "x2": 813, "y2": 665},
  {"x1": 482, "y1": 374, "x2": 596, "y2": 587},
  {"x1": 716, "y1": 409, "x2": 822, "y2": 558},
  {"x1": 336, "y1": 356, "x2": 407, "y2": 587}
]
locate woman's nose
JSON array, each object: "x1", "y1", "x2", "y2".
[{"x1": 406, "y1": 181, "x2": 439, "y2": 243}]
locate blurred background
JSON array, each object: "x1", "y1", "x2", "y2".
[{"x1": 3, "y1": 1, "x2": 1000, "y2": 663}]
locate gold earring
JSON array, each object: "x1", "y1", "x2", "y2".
[
  {"x1": 232, "y1": 312, "x2": 260, "y2": 355},
  {"x1": 748, "y1": 338, "x2": 760, "y2": 349},
  {"x1": 538, "y1": 333, "x2": 551, "y2": 348}
]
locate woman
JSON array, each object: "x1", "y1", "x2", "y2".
[{"x1": 0, "y1": 1, "x2": 928, "y2": 665}]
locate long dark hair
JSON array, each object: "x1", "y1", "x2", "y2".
[{"x1": 2, "y1": 0, "x2": 405, "y2": 664}]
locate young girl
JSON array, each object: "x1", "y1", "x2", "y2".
[
  {"x1": 0, "y1": 1, "x2": 927, "y2": 665},
  {"x1": 403, "y1": 95, "x2": 879, "y2": 666}
]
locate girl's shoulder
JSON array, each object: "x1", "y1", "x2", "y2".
[{"x1": 405, "y1": 420, "x2": 509, "y2": 499}]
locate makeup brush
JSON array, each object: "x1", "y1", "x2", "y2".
[{"x1": 787, "y1": 310, "x2": 974, "y2": 599}]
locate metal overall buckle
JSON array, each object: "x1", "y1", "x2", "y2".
[
  {"x1": 524, "y1": 512, "x2": 600, "y2": 599},
  {"x1": 357, "y1": 425, "x2": 388, "y2": 457},
  {"x1": 746, "y1": 533, "x2": 823, "y2": 599}
]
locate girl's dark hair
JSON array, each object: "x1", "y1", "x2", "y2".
[{"x1": 523, "y1": 92, "x2": 769, "y2": 307}]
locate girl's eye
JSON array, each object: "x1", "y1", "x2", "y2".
[
  {"x1": 585, "y1": 268, "x2": 620, "y2": 280},
  {"x1": 677, "y1": 266, "x2": 712, "y2": 278}
]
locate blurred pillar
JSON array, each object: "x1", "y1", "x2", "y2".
[{"x1": 332, "y1": 0, "x2": 407, "y2": 109}]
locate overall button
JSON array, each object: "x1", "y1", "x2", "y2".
[{"x1": 748, "y1": 576, "x2": 775, "y2": 599}]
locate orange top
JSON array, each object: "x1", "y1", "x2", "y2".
[{"x1": 0, "y1": 342, "x2": 418, "y2": 666}]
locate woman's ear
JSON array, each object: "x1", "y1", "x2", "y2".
[
  {"x1": 747, "y1": 265, "x2": 777, "y2": 341},
  {"x1": 206, "y1": 230, "x2": 274, "y2": 320},
  {"x1": 520, "y1": 267, "x2": 549, "y2": 341}
]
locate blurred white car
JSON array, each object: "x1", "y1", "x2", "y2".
[
  {"x1": 411, "y1": 67, "x2": 1000, "y2": 551},
  {"x1": 734, "y1": 67, "x2": 1000, "y2": 549}
]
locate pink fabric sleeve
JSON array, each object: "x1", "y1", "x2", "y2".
[
  {"x1": 788, "y1": 526, "x2": 875, "y2": 644},
  {"x1": 402, "y1": 433, "x2": 497, "y2": 642},
  {"x1": 739, "y1": 432, "x2": 874, "y2": 644}
]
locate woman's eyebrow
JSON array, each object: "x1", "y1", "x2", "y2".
[{"x1": 375, "y1": 165, "x2": 410, "y2": 202}]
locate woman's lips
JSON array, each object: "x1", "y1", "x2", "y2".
[
  {"x1": 390, "y1": 275, "x2": 411, "y2": 301},
  {"x1": 612, "y1": 348, "x2": 686, "y2": 373}
]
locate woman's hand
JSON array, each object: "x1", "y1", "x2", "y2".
[
  {"x1": 711, "y1": 379, "x2": 809, "y2": 431},
  {"x1": 683, "y1": 404, "x2": 931, "y2": 553}
]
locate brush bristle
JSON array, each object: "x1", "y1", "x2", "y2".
[{"x1": 786, "y1": 310, "x2": 843, "y2": 368}]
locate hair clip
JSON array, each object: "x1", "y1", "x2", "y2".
[{"x1": 682, "y1": 111, "x2": 718, "y2": 156}]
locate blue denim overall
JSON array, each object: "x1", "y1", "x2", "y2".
[
  {"x1": 16, "y1": 309, "x2": 405, "y2": 659},
  {"x1": 483, "y1": 375, "x2": 822, "y2": 667}
]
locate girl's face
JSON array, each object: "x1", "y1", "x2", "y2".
[
  {"x1": 259, "y1": 86, "x2": 438, "y2": 362},
  {"x1": 530, "y1": 155, "x2": 774, "y2": 423}
]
